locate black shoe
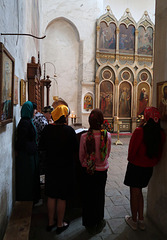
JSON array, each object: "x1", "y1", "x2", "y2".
[
  {"x1": 96, "y1": 219, "x2": 106, "y2": 234},
  {"x1": 46, "y1": 223, "x2": 57, "y2": 232},
  {"x1": 85, "y1": 225, "x2": 97, "y2": 235},
  {"x1": 56, "y1": 222, "x2": 69, "y2": 234}
]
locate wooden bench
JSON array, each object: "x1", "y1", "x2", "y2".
[{"x1": 3, "y1": 201, "x2": 33, "y2": 240}]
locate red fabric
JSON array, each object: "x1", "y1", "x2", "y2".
[
  {"x1": 144, "y1": 106, "x2": 161, "y2": 123},
  {"x1": 128, "y1": 127, "x2": 165, "y2": 167}
]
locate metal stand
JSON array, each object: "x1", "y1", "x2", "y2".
[{"x1": 114, "y1": 121, "x2": 123, "y2": 145}]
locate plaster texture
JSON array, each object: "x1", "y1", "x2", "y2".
[{"x1": 0, "y1": 0, "x2": 41, "y2": 239}]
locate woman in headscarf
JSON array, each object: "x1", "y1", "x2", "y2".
[
  {"x1": 124, "y1": 107, "x2": 166, "y2": 231},
  {"x1": 15, "y1": 101, "x2": 40, "y2": 203},
  {"x1": 79, "y1": 108, "x2": 112, "y2": 235},
  {"x1": 38, "y1": 104, "x2": 78, "y2": 234}
]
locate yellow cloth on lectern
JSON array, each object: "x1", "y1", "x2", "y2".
[{"x1": 51, "y1": 104, "x2": 69, "y2": 122}]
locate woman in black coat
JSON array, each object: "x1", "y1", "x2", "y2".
[
  {"x1": 39, "y1": 104, "x2": 78, "y2": 234},
  {"x1": 15, "y1": 101, "x2": 40, "y2": 204}
]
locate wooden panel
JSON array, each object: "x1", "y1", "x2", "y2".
[
  {"x1": 3, "y1": 201, "x2": 33, "y2": 240},
  {"x1": 119, "y1": 119, "x2": 132, "y2": 132},
  {"x1": 27, "y1": 58, "x2": 41, "y2": 112}
]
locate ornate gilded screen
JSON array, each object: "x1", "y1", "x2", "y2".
[{"x1": 96, "y1": 8, "x2": 154, "y2": 132}]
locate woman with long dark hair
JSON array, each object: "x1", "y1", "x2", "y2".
[
  {"x1": 124, "y1": 107, "x2": 166, "y2": 231},
  {"x1": 79, "y1": 109, "x2": 111, "y2": 235}
]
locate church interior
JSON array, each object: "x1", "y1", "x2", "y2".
[{"x1": 0, "y1": 0, "x2": 167, "y2": 239}]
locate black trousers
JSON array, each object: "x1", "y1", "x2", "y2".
[{"x1": 81, "y1": 168, "x2": 107, "y2": 227}]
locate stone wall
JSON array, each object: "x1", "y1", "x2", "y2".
[
  {"x1": 0, "y1": 0, "x2": 41, "y2": 239},
  {"x1": 147, "y1": 0, "x2": 167, "y2": 237}
]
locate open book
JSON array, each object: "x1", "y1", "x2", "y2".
[{"x1": 75, "y1": 128, "x2": 88, "y2": 134}]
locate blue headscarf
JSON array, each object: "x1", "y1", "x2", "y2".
[
  {"x1": 21, "y1": 101, "x2": 37, "y2": 141},
  {"x1": 21, "y1": 101, "x2": 34, "y2": 119}
]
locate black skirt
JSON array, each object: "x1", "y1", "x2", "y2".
[
  {"x1": 45, "y1": 167, "x2": 75, "y2": 200},
  {"x1": 124, "y1": 162, "x2": 153, "y2": 188},
  {"x1": 81, "y1": 168, "x2": 107, "y2": 227}
]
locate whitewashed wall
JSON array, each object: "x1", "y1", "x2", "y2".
[
  {"x1": 147, "y1": 0, "x2": 167, "y2": 236},
  {"x1": 41, "y1": 0, "x2": 155, "y2": 128},
  {"x1": 0, "y1": 0, "x2": 156, "y2": 239},
  {"x1": 0, "y1": 0, "x2": 41, "y2": 239}
]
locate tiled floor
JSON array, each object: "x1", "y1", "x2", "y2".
[{"x1": 29, "y1": 136, "x2": 165, "y2": 240}]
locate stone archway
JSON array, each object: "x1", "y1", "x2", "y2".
[{"x1": 42, "y1": 17, "x2": 82, "y2": 122}]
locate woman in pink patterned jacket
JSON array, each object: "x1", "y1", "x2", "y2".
[{"x1": 79, "y1": 108, "x2": 111, "y2": 235}]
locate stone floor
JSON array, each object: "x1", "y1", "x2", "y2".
[{"x1": 29, "y1": 136, "x2": 165, "y2": 240}]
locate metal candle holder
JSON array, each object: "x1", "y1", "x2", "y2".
[{"x1": 114, "y1": 119, "x2": 123, "y2": 145}]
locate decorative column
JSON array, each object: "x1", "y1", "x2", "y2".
[
  {"x1": 95, "y1": 76, "x2": 99, "y2": 108},
  {"x1": 114, "y1": 77, "x2": 119, "y2": 131},
  {"x1": 115, "y1": 77, "x2": 119, "y2": 116},
  {"x1": 135, "y1": 29, "x2": 139, "y2": 62},
  {"x1": 96, "y1": 25, "x2": 100, "y2": 52},
  {"x1": 116, "y1": 27, "x2": 120, "y2": 61},
  {"x1": 152, "y1": 29, "x2": 155, "y2": 63},
  {"x1": 131, "y1": 79, "x2": 137, "y2": 132},
  {"x1": 40, "y1": 79, "x2": 45, "y2": 110},
  {"x1": 40, "y1": 76, "x2": 52, "y2": 107}
]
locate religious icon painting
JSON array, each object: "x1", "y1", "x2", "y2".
[
  {"x1": 121, "y1": 70, "x2": 131, "y2": 81},
  {"x1": 20, "y1": 79, "x2": 26, "y2": 106},
  {"x1": 0, "y1": 42, "x2": 14, "y2": 126},
  {"x1": 100, "y1": 80, "x2": 113, "y2": 117},
  {"x1": 14, "y1": 75, "x2": 19, "y2": 105},
  {"x1": 157, "y1": 81, "x2": 167, "y2": 120},
  {"x1": 102, "y1": 69, "x2": 112, "y2": 80},
  {"x1": 84, "y1": 93, "x2": 93, "y2": 111},
  {"x1": 99, "y1": 22, "x2": 116, "y2": 53},
  {"x1": 119, "y1": 24, "x2": 135, "y2": 54},
  {"x1": 139, "y1": 71, "x2": 149, "y2": 81},
  {"x1": 137, "y1": 83, "x2": 150, "y2": 116},
  {"x1": 138, "y1": 26, "x2": 153, "y2": 56},
  {"x1": 119, "y1": 81, "x2": 131, "y2": 117}
]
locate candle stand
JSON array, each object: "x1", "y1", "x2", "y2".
[{"x1": 114, "y1": 120, "x2": 123, "y2": 145}]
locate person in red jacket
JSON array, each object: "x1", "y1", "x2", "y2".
[{"x1": 124, "y1": 106, "x2": 166, "y2": 231}]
